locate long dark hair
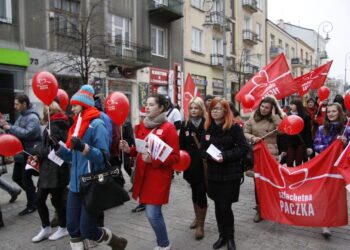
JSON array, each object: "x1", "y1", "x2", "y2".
[
  {"x1": 253, "y1": 96, "x2": 283, "y2": 122},
  {"x1": 148, "y1": 94, "x2": 168, "y2": 113},
  {"x1": 323, "y1": 103, "x2": 347, "y2": 135},
  {"x1": 290, "y1": 99, "x2": 307, "y2": 118}
]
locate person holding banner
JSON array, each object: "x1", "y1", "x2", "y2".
[
  {"x1": 314, "y1": 102, "x2": 350, "y2": 239},
  {"x1": 244, "y1": 96, "x2": 285, "y2": 223},
  {"x1": 179, "y1": 97, "x2": 208, "y2": 240},
  {"x1": 201, "y1": 97, "x2": 248, "y2": 250},
  {"x1": 55, "y1": 85, "x2": 128, "y2": 250},
  {"x1": 31, "y1": 100, "x2": 70, "y2": 242},
  {"x1": 119, "y1": 94, "x2": 180, "y2": 250}
]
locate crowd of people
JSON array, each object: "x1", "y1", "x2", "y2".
[{"x1": 0, "y1": 87, "x2": 349, "y2": 250}]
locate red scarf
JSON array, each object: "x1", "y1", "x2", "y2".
[
  {"x1": 66, "y1": 107, "x2": 100, "y2": 148},
  {"x1": 50, "y1": 112, "x2": 68, "y2": 122}
]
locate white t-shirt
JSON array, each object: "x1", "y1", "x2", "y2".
[{"x1": 167, "y1": 108, "x2": 182, "y2": 125}]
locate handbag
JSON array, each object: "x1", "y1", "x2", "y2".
[
  {"x1": 192, "y1": 132, "x2": 208, "y2": 191},
  {"x1": 80, "y1": 150, "x2": 130, "y2": 214}
]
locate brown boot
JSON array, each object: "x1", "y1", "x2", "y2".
[
  {"x1": 195, "y1": 206, "x2": 207, "y2": 240},
  {"x1": 189, "y1": 203, "x2": 198, "y2": 229},
  {"x1": 99, "y1": 228, "x2": 128, "y2": 250}
]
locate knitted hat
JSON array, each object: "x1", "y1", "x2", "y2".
[
  {"x1": 140, "y1": 106, "x2": 146, "y2": 117},
  {"x1": 70, "y1": 85, "x2": 95, "y2": 108}
]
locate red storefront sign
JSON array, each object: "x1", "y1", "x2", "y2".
[{"x1": 150, "y1": 67, "x2": 169, "y2": 85}]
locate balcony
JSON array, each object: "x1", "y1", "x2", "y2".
[
  {"x1": 242, "y1": 63, "x2": 259, "y2": 76},
  {"x1": 211, "y1": 54, "x2": 224, "y2": 67},
  {"x1": 291, "y1": 57, "x2": 308, "y2": 68},
  {"x1": 204, "y1": 11, "x2": 224, "y2": 28},
  {"x1": 242, "y1": 0, "x2": 258, "y2": 13},
  {"x1": 149, "y1": 0, "x2": 183, "y2": 22},
  {"x1": 319, "y1": 51, "x2": 328, "y2": 60},
  {"x1": 269, "y1": 46, "x2": 284, "y2": 58},
  {"x1": 104, "y1": 39, "x2": 151, "y2": 67},
  {"x1": 243, "y1": 30, "x2": 258, "y2": 45}
]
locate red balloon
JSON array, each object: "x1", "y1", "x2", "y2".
[
  {"x1": 57, "y1": 89, "x2": 69, "y2": 111},
  {"x1": 242, "y1": 94, "x2": 255, "y2": 109},
  {"x1": 0, "y1": 134, "x2": 23, "y2": 156},
  {"x1": 105, "y1": 92, "x2": 130, "y2": 125},
  {"x1": 172, "y1": 150, "x2": 191, "y2": 171},
  {"x1": 32, "y1": 71, "x2": 58, "y2": 105},
  {"x1": 278, "y1": 115, "x2": 304, "y2": 135},
  {"x1": 317, "y1": 86, "x2": 330, "y2": 102},
  {"x1": 345, "y1": 92, "x2": 350, "y2": 112}
]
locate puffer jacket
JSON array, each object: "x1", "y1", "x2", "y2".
[
  {"x1": 314, "y1": 122, "x2": 350, "y2": 153},
  {"x1": 57, "y1": 118, "x2": 109, "y2": 193}
]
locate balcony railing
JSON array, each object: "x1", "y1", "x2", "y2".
[
  {"x1": 319, "y1": 51, "x2": 328, "y2": 60},
  {"x1": 242, "y1": 0, "x2": 258, "y2": 13},
  {"x1": 269, "y1": 46, "x2": 284, "y2": 58},
  {"x1": 243, "y1": 30, "x2": 258, "y2": 45},
  {"x1": 104, "y1": 39, "x2": 151, "y2": 66},
  {"x1": 291, "y1": 57, "x2": 309, "y2": 68},
  {"x1": 149, "y1": 0, "x2": 183, "y2": 22},
  {"x1": 211, "y1": 54, "x2": 224, "y2": 66},
  {"x1": 204, "y1": 11, "x2": 224, "y2": 27}
]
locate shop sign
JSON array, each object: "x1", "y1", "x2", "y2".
[{"x1": 150, "y1": 67, "x2": 168, "y2": 85}]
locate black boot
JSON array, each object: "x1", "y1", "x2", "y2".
[
  {"x1": 213, "y1": 235, "x2": 226, "y2": 249},
  {"x1": 227, "y1": 237, "x2": 236, "y2": 250},
  {"x1": 0, "y1": 210, "x2": 4, "y2": 228}
]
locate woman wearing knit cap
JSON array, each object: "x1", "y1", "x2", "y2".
[{"x1": 55, "y1": 85, "x2": 127, "y2": 250}]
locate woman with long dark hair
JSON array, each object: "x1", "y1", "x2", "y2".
[
  {"x1": 286, "y1": 99, "x2": 313, "y2": 167},
  {"x1": 179, "y1": 97, "x2": 208, "y2": 240},
  {"x1": 201, "y1": 97, "x2": 248, "y2": 250}
]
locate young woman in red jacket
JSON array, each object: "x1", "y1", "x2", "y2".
[{"x1": 120, "y1": 94, "x2": 180, "y2": 250}]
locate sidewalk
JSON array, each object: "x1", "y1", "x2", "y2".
[{"x1": 0, "y1": 168, "x2": 350, "y2": 250}]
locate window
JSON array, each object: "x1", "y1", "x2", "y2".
[
  {"x1": 0, "y1": 0, "x2": 12, "y2": 23},
  {"x1": 231, "y1": 23, "x2": 236, "y2": 55},
  {"x1": 244, "y1": 16, "x2": 251, "y2": 30},
  {"x1": 278, "y1": 39, "x2": 282, "y2": 48},
  {"x1": 256, "y1": 54, "x2": 262, "y2": 68},
  {"x1": 152, "y1": 25, "x2": 166, "y2": 57},
  {"x1": 191, "y1": 0, "x2": 203, "y2": 9},
  {"x1": 291, "y1": 47, "x2": 295, "y2": 58},
  {"x1": 54, "y1": 0, "x2": 80, "y2": 14},
  {"x1": 285, "y1": 43, "x2": 289, "y2": 58},
  {"x1": 244, "y1": 49, "x2": 251, "y2": 63},
  {"x1": 54, "y1": 0, "x2": 80, "y2": 38},
  {"x1": 256, "y1": 23, "x2": 262, "y2": 41},
  {"x1": 270, "y1": 34, "x2": 275, "y2": 47},
  {"x1": 213, "y1": 0, "x2": 223, "y2": 12},
  {"x1": 256, "y1": 0, "x2": 262, "y2": 9},
  {"x1": 154, "y1": 0, "x2": 168, "y2": 6},
  {"x1": 108, "y1": 14, "x2": 131, "y2": 47},
  {"x1": 192, "y1": 27, "x2": 203, "y2": 53},
  {"x1": 212, "y1": 38, "x2": 223, "y2": 54}
]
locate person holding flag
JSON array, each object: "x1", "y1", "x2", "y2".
[{"x1": 314, "y1": 102, "x2": 350, "y2": 239}]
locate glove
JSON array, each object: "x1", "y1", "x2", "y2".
[
  {"x1": 71, "y1": 137, "x2": 85, "y2": 152},
  {"x1": 47, "y1": 136, "x2": 60, "y2": 151}
]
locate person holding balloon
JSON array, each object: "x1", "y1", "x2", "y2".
[
  {"x1": 179, "y1": 97, "x2": 208, "y2": 240},
  {"x1": 1, "y1": 94, "x2": 42, "y2": 216},
  {"x1": 119, "y1": 94, "x2": 180, "y2": 250},
  {"x1": 243, "y1": 96, "x2": 285, "y2": 223},
  {"x1": 30, "y1": 100, "x2": 70, "y2": 242},
  {"x1": 313, "y1": 102, "x2": 350, "y2": 239},
  {"x1": 55, "y1": 85, "x2": 128, "y2": 250},
  {"x1": 200, "y1": 97, "x2": 248, "y2": 250}
]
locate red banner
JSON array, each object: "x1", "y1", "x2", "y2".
[
  {"x1": 236, "y1": 54, "x2": 295, "y2": 112},
  {"x1": 183, "y1": 73, "x2": 200, "y2": 119},
  {"x1": 254, "y1": 140, "x2": 348, "y2": 227},
  {"x1": 294, "y1": 61, "x2": 333, "y2": 96}
]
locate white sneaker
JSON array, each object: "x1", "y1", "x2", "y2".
[
  {"x1": 48, "y1": 227, "x2": 69, "y2": 240},
  {"x1": 154, "y1": 244, "x2": 171, "y2": 250},
  {"x1": 32, "y1": 226, "x2": 52, "y2": 242}
]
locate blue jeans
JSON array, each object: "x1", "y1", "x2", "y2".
[
  {"x1": 145, "y1": 204, "x2": 170, "y2": 247},
  {"x1": 66, "y1": 191, "x2": 103, "y2": 241}
]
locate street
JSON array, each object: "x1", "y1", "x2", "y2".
[{"x1": 0, "y1": 167, "x2": 350, "y2": 250}]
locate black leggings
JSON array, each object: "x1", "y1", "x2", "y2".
[
  {"x1": 214, "y1": 201, "x2": 234, "y2": 238},
  {"x1": 190, "y1": 181, "x2": 208, "y2": 208},
  {"x1": 36, "y1": 187, "x2": 66, "y2": 228}
]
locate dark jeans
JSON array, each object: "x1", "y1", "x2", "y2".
[
  {"x1": 214, "y1": 201, "x2": 234, "y2": 238},
  {"x1": 36, "y1": 187, "x2": 66, "y2": 228},
  {"x1": 66, "y1": 191, "x2": 103, "y2": 241},
  {"x1": 12, "y1": 162, "x2": 37, "y2": 208},
  {"x1": 287, "y1": 144, "x2": 306, "y2": 167},
  {"x1": 190, "y1": 181, "x2": 208, "y2": 208}
]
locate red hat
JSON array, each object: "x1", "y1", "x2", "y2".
[{"x1": 140, "y1": 106, "x2": 146, "y2": 117}]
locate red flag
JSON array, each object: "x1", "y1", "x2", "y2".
[
  {"x1": 236, "y1": 54, "x2": 295, "y2": 112},
  {"x1": 294, "y1": 61, "x2": 333, "y2": 96},
  {"x1": 255, "y1": 140, "x2": 348, "y2": 227},
  {"x1": 335, "y1": 141, "x2": 350, "y2": 192},
  {"x1": 183, "y1": 74, "x2": 200, "y2": 119}
]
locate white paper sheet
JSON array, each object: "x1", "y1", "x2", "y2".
[
  {"x1": 48, "y1": 149, "x2": 64, "y2": 166},
  {"x1": 135, "y1": 138, "x2": 147, "y2": 154},
  {"x1": 206, "y1": 144, "x2": 222, "y2": 161}
]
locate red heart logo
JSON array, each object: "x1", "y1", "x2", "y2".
[
  {"x1": 279, "y1": 166, "x2": 309, "y2": 189},
  {"x1": 252, "y1": 70, "x2": 270, "y2": 88}
]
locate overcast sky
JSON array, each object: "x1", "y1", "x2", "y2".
[{"x1": 267, "y1": 0, "x2": 350, "y2": 82}]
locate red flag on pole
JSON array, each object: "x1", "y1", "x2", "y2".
[
  {"x1": 183, "y1": 73, "x2": 200, "y2": 119},
  {"x1": 294, "y1": 60, "x2": 333, "y2": 96},
  {"x1": 335, "y1": 140, "x2": 350, "y2": 192},
  {"x1": 236, "y1": 54, "x2": 295, "y2": 111}
]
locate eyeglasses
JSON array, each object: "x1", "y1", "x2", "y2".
[{"x1": 211, "y1": 107, "x2": 224, "y2": 112}]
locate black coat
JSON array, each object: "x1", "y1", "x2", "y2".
[
  {"x1": 179, "y1": 119, "x2": 205, "y2": 184},
  {"x1": 36, "y1": 117, "x2": 70, "y2": 189},
  {"x1": 287, "y1": 113, "x2": 313, "y2": 148},
  {"x1": 201, "y1": 123, "x2": 248, "y2": 182}
]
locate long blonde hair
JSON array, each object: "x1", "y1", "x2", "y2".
[
  {"x1": 185, "y1": 97, "x2": 208, "y2": 126},
  {"x1": 43, "y1": 101, "x2": 63, "y2": 122}
]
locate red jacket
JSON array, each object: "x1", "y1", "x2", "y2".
[{"x1": 130, "y1": 121, "x2": 179, "y2": 205}]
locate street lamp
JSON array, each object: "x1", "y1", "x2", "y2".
[
  {"x1": 316, "y1": 21, "x2": 333, "y2": 67},
  {"x1": 344, "y1": 52, "x2": 350, "y2": 92},
  {"x1": 203, "y1": 0, "x2": 230, "y2": 100}
]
